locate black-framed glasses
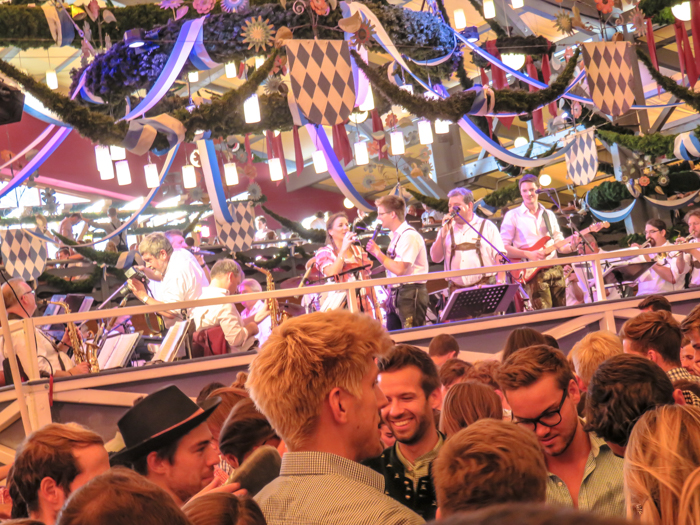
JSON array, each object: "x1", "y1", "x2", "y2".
[
  {"x1": 512, "y1": 389, "x2": 567, "y2": 431},
  {"x1": 645, "y1": 229, "x2": 661, "y2": 235},
  {"x1": 21, "y1": 290, "x2": 35, "y2": 299}
]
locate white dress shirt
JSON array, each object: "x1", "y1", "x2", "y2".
[
  {"x1": 434, "y1": 217, "x2": 505, "y2": 286},
  {"x1": 154, "y1": 249, "x2": 209, "y2": 327},
  {"x1": 242, "y1": 301, "x2": 272, "y2": 345},
  {"x1": 191, "y1": 286, "x2": 251, "y2": 351},
  {"x1": 571, "y1": 261, "x2": 621, "y2": 303},
  {"x1": 0, "y1": 320, "x2": 74, "y2": 376},
  {"x1": 630, "y1": 242, "x2": 685, "y2": 296},
  {"x1": 680, "y1": 244, "x2": 700, "y2": 287},
  {"x1": 386, "y1": 222, "x2": 429, "y2": 284},
  {"x1": 500, "y1": 203, "x2": 564, "y2": 260}
]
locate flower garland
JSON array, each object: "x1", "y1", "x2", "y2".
[
  {"x1": 637, "y1": 50, "x2": 700, "y2": 114},
  {"x1": 261, "y1": 205, "x2": 326, "y2": 243}
]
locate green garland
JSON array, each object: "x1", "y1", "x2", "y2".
[
  {"x1": 637, "y1": 50, "x2": 700, "y2": 114},
  {"x1": 38, "y1": 266, "x2": 103, "y2": 294},
  {"x1": 619, "y1": 233, "x2": 646, "y2": 248},
  {"x1": 596, "y1": 129, "x2": 677, "y2": 159},
  {"x1": 351, "y1": 48, "x2": 580, "y2": 123},
  {"x1": 638, "y1": 0, "x2": 684, "y2": 20},
  {"x1": 483, "y1": 182, "x2": 520, "y2": 208},
  {"x1": 587, "y1": 181, "x2": 630, "y2": 211},
  {"x1": 472, "y1": 35, "x2": 554, "y2": 69},
  {"x1": 261, "y1": 206, "x2": 326, "y2": 243},
  {"x1": 406, "y1": 189, "x2": 450, "y2": 214}
]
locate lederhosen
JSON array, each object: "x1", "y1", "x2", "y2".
[{"x1": 446, "y1": 219, "x2": 495, "y2": 296}]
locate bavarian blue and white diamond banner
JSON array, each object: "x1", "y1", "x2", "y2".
[
  {"x1": 286, "y1": 40, "x2": 355, "y2": 126},
  {"x1": 0, "y1": 228, "x2": 47, "y2": 281},
  {"x1": 582, "y1": 42, "x2": 634, "y2": 117},
  {"x1": 215, "y1": 202, "x2": 256, "y2": 253},
  {"x1": 564, "y1": 128, "x2": 598, "y2": 186}
]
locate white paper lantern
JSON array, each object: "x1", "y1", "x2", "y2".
[
  {"x1": 390, "y1": 131, "x2": 405, "y2": 155},
  {"x1": 514, "y1": 136, "x2": 528, "y2": 148},
  {"x1": 115, "y1": 160, "x2": 132, "y2": 186},
  {"x1": 313, "y1": 150, "x2": 328, "y2": 174},
  {"x1": 672, "y1": 1, "x2": 691, "y2": 20},
  {"x1": 94, "y1": 145, "x2": 111, "y2": 168},
  {"x1": 110, "y1": 146, "x2": 126, "y2": 161},
  {"x1": 435, "y1": 120, "x2": 450, "y2": 134},
  {"x1": 46, "y1": 70, "x2": 58, "y2": 90},
  {"x1": 188, "y1": 71, "x2": 199, "y2": 83},
  {"x1": 99, "y1": 161, "x2": 115, "y2": 181},
  {"x1": 483, "y1": 0, "x2": 496, "y2": 19},
  {"x1": 144, "y1": 163, "x2": 160, "y2": 188},
  {"x1": 359, "y1": 85, "x2": 375, "y2": 112},
  {"x1": 348, "y1": 111, "x2": 369, "y2": 124},
  {"x1": 511, "y1": 0, "x2": 524, "y2": 9},
  {"x1": 269, "y1": 158, "x2": 284, "y2": 181},
  {"x1": 225, "y1": 62, "x2": 237, "y2": 78},
  {"x1": 418, "y1": 121, "x2": 433, "y2": 145},
  {"x1": 354, "y1": 141, "x2": 369, "y2": 165},
  {"x1": 244, "y1": 94, "x2": 261, "y2": 124},
  {"x1": 502, "y1": 53, "x2": 526, "y2": 70},
  {"x1": 224, "y1": 163, "x2": 239, "y2": 186},
  {"x1": 453, "y1": 9, "x2": 467, "y2": 30},
  {"x1": 182, "y1": 164, "x2": 197, "y2": 188}
]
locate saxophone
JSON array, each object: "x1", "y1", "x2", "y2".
[
  {"x1": 48, "y1": 301, "x2": 99, "y2": 373},
  {"x1": 245, "y1": 264, "x2": 289, "y2": 329}
]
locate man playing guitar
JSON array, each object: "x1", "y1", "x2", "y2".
[{"x1": 500, "y1": 174, "x2": 575, "y2": 310}]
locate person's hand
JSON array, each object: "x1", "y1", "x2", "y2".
[
  {"x1": 439, "y1": 215, "x2": 452, "y2": 238},
  {"x1": 253, "y1": 303, "x2": 270, "y2": 323},
  {"x1": 135, "y1": 265, "x2": 161, "y2": 281},
  {"x1": 340, "y1": 231, "x2": 357, "y2": 254},
  {"x1": 569, "y1": 233, "x2": 580, "y2": 252},
  {"x1": 127, "y1": 278, "x2": 147, "y2": 301},
  {"x1": 61, "y1": 327, "x2": 82, "y2": 347},
  {"x1": 70, "y1": 362, "x2": 90, "y2": 376},
  {"x1": 366, "y1": 240, "x2": 381, "y2": 259},
  {"x1": 630, "y1": 243, "x2": 641, "y2": 249},
  {"x1": 527, "y1": 249, "x2": 547, "y2": 261}
]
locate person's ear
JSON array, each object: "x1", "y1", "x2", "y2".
[
  {"x1": 428, "y1": 387, "x2": 442, "y2": 411},
  {"x1": 647, "y1": 350, "x2": 659, "y2": 364},
  {"x1": 224, "y1": 453, "x2": 240, "y2": 470},
  {"x1": 328, "y1": 387, "x2": 349, "y2": 424},
  {"x1": 568, "y1": 378, "x2": 581, "y2": 405},
  {"x1": 673, "y1": 389, "x2": 687, "y2": 405},
  {"x1": 436, "y1": 507, "x2": 442, "y2": 520},
  {"x1": 38, "y1": 477, "x2": 67, "y2": 512},
  {"x1": 146, "y1": 450, "x2": 171, "y2": 476}
]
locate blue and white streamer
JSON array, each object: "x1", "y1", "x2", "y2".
[
  {"x1": 644, "y1": 190, "x2": 700, "y2": 210},
  {"x1": 189, "y1": 21, "x2": 220, "y2": 71},
  {"x1": 674, "y1": 132, "x2": 700, "y2": 160},
  {"x1": 584, "y1": 192, "x2": 636, "y2": 223},
  {"x1": 197, "y1": 138, "x2": 235, "y2": 224},
  {"x1": 22, "y1": 94, "x2": 69, "y2": 127}
]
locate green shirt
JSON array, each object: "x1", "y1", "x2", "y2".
[
  {"x1": 546, "y1": 430, "x2": 625, "y2": 518},
  {"x1": 395, "y1": 432, "x2": 444, "y2": 492}
]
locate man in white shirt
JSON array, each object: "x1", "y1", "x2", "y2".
[
  {"x1": 630, "y1": 219, "x2": 686, "y2": 296},
  {"x1": 566, "y1": 233, "x2": 621, "y2": 303},
  {"x1": 239, "y1": 278, "x2": 272, "y2": 344},
  {"x1": 430, "y1": 187, "x2": 505, "y2": 296},
  {"x1": 253, "y1": 216, "x2": 277, "y2": 243},
  {"x1": 0, "y1": 279, "x2": 88, "y2": 378},
  {"x1": 128, "y1": 233, "x2": 209, "y2": 328},
  {"x1": 191, "y1": 259, "x2": 258, "y2": 353},
  {"x1": 676, "y1": 209, "x2": 700, "y2": 288},
  {"x1": 80, "y1": 208, "x2": 127, "y2": 251},
  {"x1": 500, "y1": 174, "x2": 574, "y2": 310},
  {"x1": 421, "y1": 206, "x2": 444, "y2": 226},
  {"x1": 367, "y1": 195, "x2": 429, "y2": 330}
]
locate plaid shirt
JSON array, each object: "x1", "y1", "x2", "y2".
[
  {"x1": 255, "y1": 452, "x2": 425, "y2": 525},
  {"x1": 666, "y1": 368, "x2": 700, "y2": 406}
]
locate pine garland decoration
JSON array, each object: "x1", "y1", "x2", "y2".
[
  {"x1": 587, "y1": 181, "x2": 630, "y2": 211},
  {"x1": 406, "y1": 189, "x2": 450, "y2": 213},
  {"x1": 596, "y1": 129, "x2": 677, "y2": 159},
  {"x1": 261, "y1": 206, "x2": 326, "y2": 243},
  {"x1": 39, "y1": 266, "x2": 103, "y2": 294},
  {"x1": 483, "y1": 182, "x2": 521, "y2": 208},
  {"x1": 637, "y1": 50, "x2": 700, "y2": 114}
]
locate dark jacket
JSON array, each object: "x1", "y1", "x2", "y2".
[{"x1": 363, "y1": 441, "x2": 440, "y2": 521}]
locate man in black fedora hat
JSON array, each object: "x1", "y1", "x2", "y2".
[{"x1": 112, "y1": 385, "x2": 225, "y2": 506}]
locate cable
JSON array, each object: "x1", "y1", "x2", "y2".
[{"x1": 0, "y1": 272, "x2": 32, "y2": 318}]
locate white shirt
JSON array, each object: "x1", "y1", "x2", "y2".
[
  {"x1": 309, "y1": 217, "x2": 326, "y2": 230},
  {"x1": 571, "y1": 259, "x2": 621, "y2": 303},
  {"x1": 680, "y1": 244, "x2": 700, "y2": 287},
  {"x1": 433, "y1": 217, "x2": 505, "y2": 286},
  {"x1": 421, "y1": 209, "x2": 444, "y2": 225},
  {"x1": 631, "y1": 242, "x2": 685, "y2": 296},
  {"x1": 242, "y1": 300, "x2": 272, "y2": 345},
  {"x1": 386, "y1": 222, "x2": 429, "y2": 284},
  {"x1": 191, "y1": 286, "x2": 250, "y2": 351},
  {"x1": 0, "y1": 319, "x2": 74, "y2": 376},
  {"x1": 500, "y1": 203, "x2": 564, "y2": 260},
  {"x1": 154, "y1": 249, "x2": 209, "y2": 327}
]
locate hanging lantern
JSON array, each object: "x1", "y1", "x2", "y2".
[
  {"x1": 359, "y1": 85, "x2": 375, "y2": 112},
  {"x1": 483, "y1": 0, "x2": 496, "y2": 19},
  {"x1": 182, "y1": 164, "x2": 197, "y2": 188},
  {"x1": 435, "y1": 120, "x2": 450, "y2": 134},
  {"x1": 501, "y1": 53, "x2": 526, "y2": 70},
  {"x1": 99, "y1": 161, "x2": 115, "y2": 181},
  {"x1": 418, "y1": 121, "x2": 433, "y2": 145},
  {"x1": 672, "y1": 1, "x2": 691, "y2": 20},
  {"x1": 224, "y1": 163, "x2": 239, "y2": 186},
  {"x1": 354, "y1": 141, "x2": 369, "y2": 165},
  {"x1": 144, "y1": 163, "x2": 160, "y2": 188},
  {"x1": 453, "y1": 9, "x2": 467, "y2": 30},
  {"x1": 244, "y1": 94, "x2": 261, "y2": 124},
  {"x1": 188, "y1": 71, "x2": 199, "y2": 83},
  {"x1": 110, "y1": 146, "x2": 126, "y2": 161},
  {"x1": 343, "y1": 198, "x2": 354, "y2": 209},
  {"x1": 269, "y1": 158, "x2": 284, "y2": 181},
  {"x1": 225, "y1": 61, "x2": 237, "y2": 78},
  {"x1": 390, "y1": 131, "x2": 405, "y2": 155},
  {"x1": 511, "y1": 0, "x2": 524, "y2": 8},
  {"x1": 46, "y1": 70, "x2": 58, "y2": 90},
  {"x1": 94, "y1": 145, "x2": 111, "y2": 168},
  {"x1": 115, "y1": 160, "x2": 132, "y2": 186},
  {"x1": 513, "y1": 136, "x2": 528, "y2": 148},
  {"x1": 313, "y1": 150, "x2": 328, "y2": 174}
]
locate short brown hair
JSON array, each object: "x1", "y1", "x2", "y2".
[
  {"x1": 375, "y1": 195, "x2": 406, "y2": 222},
  {"x1": 377, "y1": 344, "x2": 440, "y2": 398},
  {"x1": 465, "y1": 360, "x2": 502, "y2": 391},
  {"x1": 219, "y1": 398, "x2": 277, "y2": 465},
  {"x1": 436, "y1": 503, "x2": 631, "y2": 525},
  {"x1": 247, "y1": 311, "x2": 393, "y2": 450},
  {"x1": 433, "y1": 419, "x2": 547, "y2": 516},
  {"x1": 620, "y1": 311, "x2": 682, "y2": 366},
  {"x1": 502, "y1": 328, "x2": 547, "y2": 361},
  {"x1": 518, "y1": 174, "x2": 538, "y2": 188},
  {"x1": 439, "y1": 358, "x2": 473, "y2": 388},
  {"x1": 646, "y1": 218, "x2": 667, "y2": 234},
  {"x1": 637, "y1": 294, "x2": 672, "y2": 313},
  {"x1": 182, "y1": 493, "x2": 266, "y2": 525},
  {"x1": 56, "y1": 467, "x2": 192, "y2": 525},
  {"x1": 496, "y1": 345, "x2": 573, "y2": 393},
  {"x1": 429, "y1": 334, "x2": 460, "y2": 357},
  {"x1": 569, "y1": 331, "x2": 623, "y2": 387},
  {"x1": 12, "y1": 423, "x2": 104, "y2": 514},
  {"x1": 205, "y1": 386, "x2": 249, "y2": 442},
  {"x1": 685, "y1": 209, "x2": 700, "y2": 224},
  {"x1": 673, "y1": 379, "x2": 700, "y2": 399},
  {"x1": 681, "y1": 303, "x2": 700, "y2": 336},
  {"x1": 439, "y1": 381, "x2": 502, "y2": 437}
]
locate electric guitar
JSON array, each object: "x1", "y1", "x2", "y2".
[{"x1": 510, "y1": 221, "x2": 610, "y2": 283}]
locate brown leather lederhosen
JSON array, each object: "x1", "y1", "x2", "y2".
[{"x1": 446, "y1": 220, "x2": 494, "y2": 295}]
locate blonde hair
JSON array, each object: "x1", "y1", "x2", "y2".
[
  {"x1": 569, "y1": 331, "x2": 623, "y2": 387},
  {"x1": 375, "y1": 195, "x2": 406, "y2": 222},
  {"x1": 440, "y1": 381, "x2": 502, "y2": 437},
  {"x1": 246, "y1": 311, "x2": 393, "y2": 450},
  {"x1": 625, "y1": 405, "x2": 700, "y2": 525}
]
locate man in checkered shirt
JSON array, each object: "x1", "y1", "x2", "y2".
[{"x1": 247, "y1": 311, "x2": 424, "y2": 525}]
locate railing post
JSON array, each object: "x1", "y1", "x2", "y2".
[
  {"x1": 346, "y1": 284, "x2": 359, "y2": 313},
  {"x1": 593, "y1": 256, "x2": 615, "y2": 332}
]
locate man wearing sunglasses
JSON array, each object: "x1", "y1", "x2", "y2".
[{"x1": 496, "y1": 344, "x2": 624, "y2": 518}]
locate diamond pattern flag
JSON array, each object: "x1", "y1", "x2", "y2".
[
  {"x1": 564, "y1": 128, "x2": 598, "y2": 186},
  {"x1": 215, "y1": 202, "x2": 256, "y2": 253},
  {"x1": 0, "y1": 228, "x2": 47, "y2": 282},
  {"x1": 286, "y1": 40, "x2": 355, "y2": 126},
  {"x1": 582, "y1": 42, "x2": 635, "y2": 117}
]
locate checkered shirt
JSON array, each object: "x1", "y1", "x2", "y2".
[
  {"x1": 255, "y1": 451, "x2": 425, "y2": 525},
  {"x1": 666, "y1": 368, "x2": 700, "y2": 406}
]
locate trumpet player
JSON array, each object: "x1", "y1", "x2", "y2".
[
  {"x1": 630, "y1": 219, "x2": 687, "y2": 296},
  {"x1": 675, "y1": 210, "x2": 700, "y2": 288},
  {"x1": 0, "y1": 278, "x2": 89, "y2": 379}
]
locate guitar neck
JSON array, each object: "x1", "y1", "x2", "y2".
[{"x1": 544, "y1": 226, "x2": 594, "y2": 255}]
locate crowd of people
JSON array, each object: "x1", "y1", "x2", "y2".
[{"x1": 0, "y1": 295, "x2": 698, "y2": 524}]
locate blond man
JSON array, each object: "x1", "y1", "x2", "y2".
[
  {"x1": 569, "y1": 331, "x2": 623, "y2": 392},
  {"x1": 433, "y1": 419, "x2": 547, "y2": 518},
  {"x1": 247, "y1": 311, "x2": 424, "y2": 525}
]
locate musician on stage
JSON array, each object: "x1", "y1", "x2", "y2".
[
  {"x1": 500, "y1": 174, "x2": 575, "y2": 310},
  {"x1": 566, "y1": 233, "x2": 620, "y2": 303},
  {"x1": 366, "y1": 195, "x2": 429, "y2": 330},
  {"x1": 630, "y1": 219, "x2": 686, "y2": 296},
  {"x1": 430, "y1": 188, "x2": 505, "y2": 296},
  {"x1": 314, "y1": 212, "x2": 379, "y2": 319},
  {"x1": 675, "y1": 209, "x2": 700, "y2": 288}
]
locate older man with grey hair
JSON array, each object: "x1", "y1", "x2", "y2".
[
  {"x1": 430, "y1": 187, "x2": 506, "y2": 296},
  {"x1": 191, "y1": 259, "x2": 258, "y2": 353},
  {"x1": 128, "y1": 232, "x2": 208, "y2": 327}
]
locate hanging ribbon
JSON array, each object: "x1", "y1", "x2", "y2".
[
  {"x1": 371, "y1": 109, "x2": 387, "y2": 160},
  {"x1": 265, "y1": 130, "x2": 275, "y2": 161},
  {"x1": 673, "y1": 21, "x2": 688, "y2": 86},
  {"x1": 584, "y1": 193, "x2": 637, "y2": 223},
  {"x1": 189, "y1": 20, "x2": 219, "y2": 71},
  {"x1": 332, "y1": 124, "x2": 353, "y2": 166},
  {"x1": 677, "y1": 20, "x2": 698, "y2": 86},
  {"x1": 526, "y1": 56, "x2": 545, "y2": 136},
  {"x1": 692, "y1": 0, "x2": 700, "y2": 75},
  {"x1": 485, "y1": 40, "x2": 513, "y2": 129},
  {"x1": 197, "y1": 139, "x2": 234, "y2": 224},
  {"x1": 479, "y1": 68, "x2": 494, "y2": 137},
  {"x1": 644, "y1": 190, "x2": 700, "y2": 210},
  {"x1": 272, "y1": 133, "x2": 287, "y2": 178},
  {"x1": 122, "y1": 114, "x2": 186, "y2": 155},
  {"x1": 541, "y1": 54, "x2": 557, "y2": 118},
  {"x1": 293, "y1": 126, "x2": 304, "y2": 175}
]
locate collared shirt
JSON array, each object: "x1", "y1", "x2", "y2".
[
  {"x1": 433, "y1": 217, "x2": 505, "y2": 286},
  {"x1": 155, "y1": 249, "x2": 209, "y2": 327},
  {"x1": 500, "y1": 203, "x2": 564, "y2": 259},
  {"x1": 680, "y1": 244, "x2": 700, "y2": 287},
  {"x1": 666, "y1": 367, "x2": 700, "y2": 406},
  {"x1": 630, "y1": 243, "x2": 685, "y2": 296},
  {"x1": 191, "y1": 286, "x2": 250, "y2": 351},
  {"x1": 571, "y1": 260, "x2": 621, "y2": 304},
  {"x1": 255, "y1": 451, "x2": 425, "y2": 525},
  {"x1": 0, "y1": 318, "x2": 74, "y2": 376},
  {"x1": 395, "y1": 434, "x2": 444, "y2": 492},
  {"x1": 386, "y1": 222, "x2": 429, "y2": 284},
  {"x1": 547, "y1": 431, "x2": 625, "y2": 518}
]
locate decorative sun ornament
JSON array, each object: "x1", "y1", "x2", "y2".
[
  {"x1": 657, "y1": 174, "x2": 670, "y2": 187},
  {"x1": 554, "y1": 12, "x2": 575, "y2": 36},
  {"x1": 221, "y1": 0, "x2": 249, "y2": 12},
  {"x1": 241, "y1": 16, "x2": 276, "y2": 52},
  {"x1": 571, "y1": 101, "x2": 582, "y2": 119},
  {"x1": 264, "y1": 76, "x2": 288, "y2": 95},
  {"x1": 193, "y1": 0, "x2": 216, "y2": 14},
  {"x1": 595, "y1": 0, "x2": 614, "y2": 14},
  {"x1": 159, "y1": 0, "x2": 183, "y2": 9},
  {"x1": 367, "y1": 141, "x2": 381, "y2": 156},
  {"x1": 630, "y1": 8, "x2": 646, "y2": 37},
  {"x1": 243, "y1": 163, "x2": 258, "y2": 179},
  {"x1": 362, "y1": 174, "x2": 376, "y2": 189},
  {"x1": 247, "y1": 182, "x2": 263, "y2": 200},
  {"x1": 351, "y1": 21, "x2": 376, "y2": 50},
  {"x1": 310, "y1": 0, "x2": 330, "y2": 16}
]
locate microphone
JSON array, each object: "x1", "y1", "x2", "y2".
[
  {"x1": 227, "y1": 445, "x2": 282, "y2": 496},
  {"x1": 535, "y1": 188, "x2": 552, "y2": 194},
  {"x1": 447, "y1": 206, "x2": 460, "y2": 221},
  {"x1": 370, "y1": 223, "x2": 382, "y2": 242},
  {"x1": 188, "y1": 248, "x2": 215, "y2": 256}
]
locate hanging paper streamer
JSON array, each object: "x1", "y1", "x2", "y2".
[
  {"x1": 692, "y1": 0, "x2": 700, "y2": 75},
  {"x1": 584, "y1": 192, "x2": 636, "y2": 223},
  {"x1": 293, "y1": 126, "x2": 304, "y2": 175},
  {"x1": 197, "y1": 139, "x2": 234, "y2": 224},
  {"x1": 122, "y1": 114, "x2": 186, "y2": 155},
  {"x1": 645, "y1": 19, "x2": 661, "y2": 96},
  {"x1": 189, "y1": 21, "x2": 220, "y2": 71},
  {"x1": 272, "y1": 133, "x2": 287, "y2": 178},
  {"x1": 526, "y1": 56, "x2": 544, "y2": 136},
  {"x1": 674, "y1": 132, "x2": 700, "y2": 160},
  {"x1": 331, "y1": 124, "x2": 353, "y2": 166},
  {"x1": 80, "y1": 84, "x2": 105, "y2": 104},
  {"x1": 644, "y1": 190, "x2": 700, "y2": 210},
  {"x1": 674, "y1": 20, "x2": 698, "y2": 86}
]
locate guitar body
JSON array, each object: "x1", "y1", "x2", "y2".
[{"x1": 509, "y1": 236, "x2": 551, "y2": 283}]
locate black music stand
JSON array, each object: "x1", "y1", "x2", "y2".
[
  {"x1": 602, "y1": 261, "x2": 655, "y2": 298},
  {"x1": 441, "y1": 284, "x2": 520, "y2": 322}
]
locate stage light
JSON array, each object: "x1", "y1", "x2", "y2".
[
  {"x1": 435, "y1": 119, "x2": 450, "y2": 134},
  {"x1": 354, "y1": 141, "x2": 369, "y2": 165},
  {"x1": 188, "y1": 71, "x2": 199, "y2": 83},
  {"x1": 182, "y1": 164, "x2": 197, "y2": 188},
  {"x1": 225, "y1": 61, "x2": 237, "y2": 78},
  {"x1": 144, "y1": 163, "x2": 160, "y2": 188},
  {"x1": 514, "y1": 136, "x2": 528, "y2": 148},
  {"x1": 502, "y1": 53, "x2": 526, "y2": 70},
  {"x1": 115, "y1": 160, "x2": 132, "y2": 186},
  {"x1": 313, "y1": 150, "x2": 328, "y2": 174},
  {"x1": 123, "y1": 28, "x2": 145, "y2": 48},
  {"x1": 539, "y1": 173, "x2": 552, "y2": 187},
  {"x1": 483, "y1": 0, "x2": 496, "y2": 19},
  {"x1": 359, "y1": 85, "x2": 375, "y2": 111},
  {"x1": 672, "y1": 1, "x2": 691, "y2": 20},
  {"x1": 453, "y1": 8, "x2": 467, "y2": 30},
  {"x1": 418, "y1": 121, "x2": 433, "y2": 145},
  {"x1": 343, "y1": 198, "x2": 354, "y2": 209},
  {"x1": 269, "y1": 158, "x2": 284, "y2": 181},
  {"x1": 224, "y1": 163, "x2": 239, "y2": 185},
  {"x1": 390, "y1": 131, "x2": 405, "y2": 155},
  {"x1": 244, "y1": 94, "x2": 261, "y2": 124},
  {"x1": 110, "y1": 145, "x2": 126, "y2": 161},
  {"x1": 461, "y1": 26, "x2": 480, "y2": 42},
  {"x1": 46, "y1": 70, "x2": 58, "y2": 90}
]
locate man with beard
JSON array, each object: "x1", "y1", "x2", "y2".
[
  {"x1": 629, "y1": 219, "x2": 686, "y2": 296},
  {"x1": 364, "y1": 344, "x2": 443, "y2": 521},
  {"x1": 676, "y1": 209, "x2": 700, "y2": 288},
  {"x1": 496, "y1": 345, "x2": 624, "y2": 517}
]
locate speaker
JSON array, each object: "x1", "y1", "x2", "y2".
[{"x1": 0, "y1": 80, "x2": 25, "y2": 126}]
